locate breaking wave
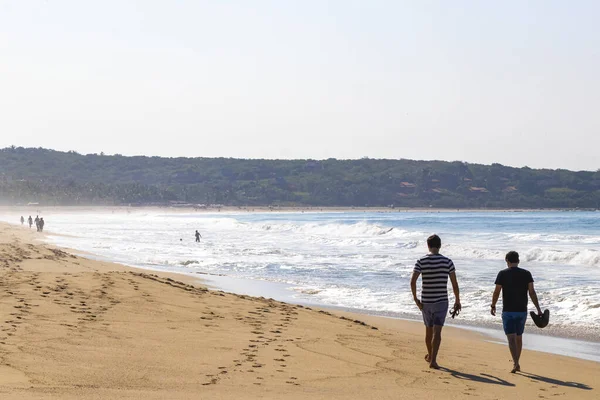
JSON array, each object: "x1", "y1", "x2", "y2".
[
  {"x1": 255, "y1": 221, "x2": 417, "y2": 238},
  {"x1": 444, "y1": 245, "x2": 600, "y2": 267}
]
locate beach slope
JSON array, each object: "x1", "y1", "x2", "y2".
[{"x1": 0, "y1": 223, "x2": 597, "y2": 399}]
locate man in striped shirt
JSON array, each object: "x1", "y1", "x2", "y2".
[{"x1": 410, "y1": 234, "x2": 461, "y2": 369}]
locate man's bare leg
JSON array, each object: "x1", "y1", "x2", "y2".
[
  {"x1": 515, "y1": 335, "x2": 523, "y2": 371},
  {"x1": 429, "y1": 325, "x2": 443, "y2": 369},
  {"x1": 425, "y1": 327, "x2": 433, "y2": 362},
  {"x1": 506, "y1": 334, "x2": 520, "y2": 373}
]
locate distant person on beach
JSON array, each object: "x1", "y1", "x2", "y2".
[
  {"x1": 20, "y1": 216, "x2": 24, "y2": 225},
  {"x1": 34, "y1": 215, "x2": 40, "y2": 232},
  {"x1": 39, "y1": 218, "x2": 45, "y2": 232},
  {"x1": 195, "y1": 230, "x2": 201, "y2": 242},
  {"x1": 28, "y1": 216, "x2": 33, "y2": 228},
  {"x1": 491, "y1": 251, "x2": 543, "y2": 373},
  {"x1": 410, "y1": 234, "x2": 461, "y2": 369}
]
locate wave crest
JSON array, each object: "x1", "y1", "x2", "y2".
[{"x1": 523, "y1": 248, "x2": 600, "y2": 266}]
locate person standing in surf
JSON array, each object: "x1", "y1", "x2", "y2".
[
  {"x1": 491, "y1": 251, "x2": 543, "y2": 373},
  {"x1": 410, "y1": 234, "x2": 461, "y2": 369},
  {"x1": 195, "y1": 230, "x2": 201, "y2": 242}
]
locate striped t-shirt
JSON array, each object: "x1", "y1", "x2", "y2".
[{"x1": 414, "y1": 254, "x2": 456, "y2": 304}]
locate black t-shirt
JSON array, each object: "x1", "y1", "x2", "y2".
[{"x1": 494, "y1": 267, "x2": 534, "y2": 312}]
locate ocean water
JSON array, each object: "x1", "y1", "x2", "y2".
[{"x1": 3, "y1": 210, "x2": 600, "y2": 340}]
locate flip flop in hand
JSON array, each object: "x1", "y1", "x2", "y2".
[{"x1": 450, "y1": 304, "x2": 461, "y2": 319}]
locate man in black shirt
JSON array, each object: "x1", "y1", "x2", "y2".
[{"x1": 491, "y1": 251, "x2": 542, "y2": 373}]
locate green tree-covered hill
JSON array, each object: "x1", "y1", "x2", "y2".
[{"x1": 1, "y1": 147, "x2": 599, "y2": 208}]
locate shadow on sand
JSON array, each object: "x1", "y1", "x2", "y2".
[
  {"x1": 439, "y1": 367, "x2": 515, "y2": 387},
  {"x1": 517, "y1": 372, "x2": 592, "y2": 390}
]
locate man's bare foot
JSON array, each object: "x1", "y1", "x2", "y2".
[
  {"x1": 429, "y1": 362, "x2": 440, "y2": 369},
  {"x1": 510, "y1": 364, "x2": 520, "y2": 373},
  {"x1": 424, "y1": 354, "x2": 430, "y2": 363}
]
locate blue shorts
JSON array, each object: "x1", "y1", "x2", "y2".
[
  {"x1": 421, "y1": 301, "x2": 448, "y2": 327},
  {"x1": 502, "y1": 312, "x2": 527, "y2": 335}
]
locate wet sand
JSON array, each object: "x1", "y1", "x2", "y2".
[{"x1": 0, "y1": 222, "x2": 598, "y2": 399}]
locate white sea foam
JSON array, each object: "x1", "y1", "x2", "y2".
[
  {"x1": 255, "y1": 220, "x2": 419, "y2": 239},
  {"x1": 522, "y1": 248, "x2": 600, "y2": 266},
  {"x1": 506, "y1": 233, "x2": 600, "y2": 244},
  {"x1": 443, "y1": 245, "x2": 600, "y2": 267}
]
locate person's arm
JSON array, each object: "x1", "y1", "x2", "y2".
[
  {"x1": 410, "y1": 271, "x2": 423, "y2": 310},
  {"x1": 449, "y1": 271, "x2": 461, "y2": 311},
  {"x1": 528, "y1": 282, "x2": 542, "y2": 315},
  {"x1": 491, "y1": 285, "x2": 502, "y2": 316}
]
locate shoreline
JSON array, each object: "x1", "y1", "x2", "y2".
[
  {"x1": 31, "y1": 225, "x2": 600, "y2": 362},
  {"x1": 5, "y1": 213, "x2": 599, "y2": 349},
  {"x1": 3, "y1": 208, "x2": 600, "y2": 343},
  {"x1": 43, "y1": 229, "x2": 600, "y2": 346},
  {"x1": 1, "y1": 222, "x2": 599, "y2": 399}
]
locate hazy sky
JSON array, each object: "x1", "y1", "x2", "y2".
[{"x1": 1, "y1": 1, "x2": 599, "y2": 171}]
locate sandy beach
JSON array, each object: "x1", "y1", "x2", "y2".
[{"x1": 0, "y1": 222, "x2": 598, "y2": 399}]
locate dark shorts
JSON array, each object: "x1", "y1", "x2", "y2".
[
  {"x1": 421, "y1": 301, "x2": 448, "y2": 327},
  {"x1": 502, "y1": 312, "x2": 527, "y2": 335}
]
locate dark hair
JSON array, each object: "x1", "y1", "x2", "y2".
[
  {"x1": 505, "y1": 251, "x2": 520, "y2": 263},
  {"x1": 427, "y1": 234, "x2": 441, "y2": 249}
]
